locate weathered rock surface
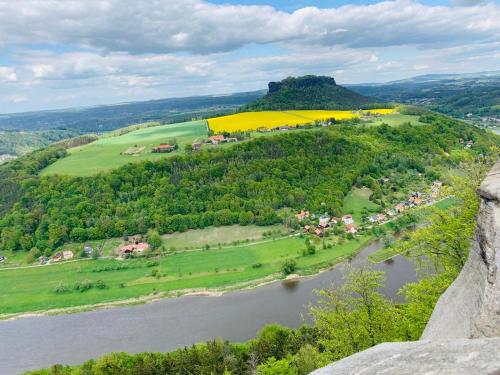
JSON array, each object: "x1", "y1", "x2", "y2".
[
  {"x1": 311, "y1": 338, "x2": 500, "y2": 375},
  {"x1": 422, "y1": 161, "x2": 500, "y2": 339},
  {"x1": 311, "y1": 160, "x2": 500, "y2": 374}
]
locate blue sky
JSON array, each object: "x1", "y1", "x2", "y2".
[{"x1": 0, "y1": 0, "x2": 498, "y2": 113}]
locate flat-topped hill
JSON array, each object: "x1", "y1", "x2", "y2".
[{"x1": 243, "y1": 75, "x2": 375, "y2": 111}]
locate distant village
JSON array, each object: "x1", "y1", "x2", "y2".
[{"x1": 296, "y1": 180, "x2": 443, "y2": 238}]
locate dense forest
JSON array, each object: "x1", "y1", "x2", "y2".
[
  {"x1": 243, "y1": 76, "x2": 377, "y2": 111},
  {"x1": 0, "y1": 113, "x2": 496, "y2": 255},
  {"x1": 0, "y1": 129, "x2": 79, "y2": 156}
]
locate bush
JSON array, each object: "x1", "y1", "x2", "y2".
[
  {"x1": 54, "y1": 283, "x2": 70, "y2": 294},
  {"x1": 281, "y1": 259, "x2": 297, "y2": 275},
  {"x1": 252, "y1": 262, "x2": 263, "y2": 268},
  {"x1": 74, "y1": 279, "x2": 93, "y2": 292},
  {"x1": 95, "y1": 279, "x2": 107, "y2": 289}
]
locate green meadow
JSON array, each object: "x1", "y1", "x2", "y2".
[
  {"x1": 41, "y1": 120, "x2": 208, "y2": 177},
  {"x1": 0, "y1": 234, "x2": 372, "y2": 315},
  {"x1": 342, "y1": 187, "x2": 380, "y2": 222}
]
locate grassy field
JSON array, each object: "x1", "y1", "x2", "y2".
[
  {"x1": 41, "y1": 120, "x2": 208, "y2": 177},
  {"x1": 162, "y1": 224, "x2": 287, "y2": 250},
  {"x1": 342, "y1": 187, "x2": 380, "y2": 223},
  {"x1": 367, "y1": 113, "x2": 426, "y2": 127},
  {"x1": 208, "y1": 109, "x2": 394, "y2": 133},
  {"x1": 0, "y1": 233, "x2": 372, "y2": 315}
]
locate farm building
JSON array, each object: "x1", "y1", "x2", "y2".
[
  {"x1": 345, "y1": 224, "x2": 358, "y2": 234},
  {"x1": 315, "y1": 228, "x2": 323, "y2": 237},
  {"x1": 63, "y1": 251, "x2": 74, "y2": 260},
  {"x1": 342, "y1": 214, "x2": 354, "y2": 225},
  {"x1": 38, "y1": 256, "x2": 48, "y2": 265},
  {"x1": 0, "y1": 255, "x2": 5, "y2": 263},
  {"x1": 209, "y1": 135, "x2": 225, "y2": 144},
  {"x1": 304, "y1": 225, "x2": 311, "y2": 233},
  {"x1": 119, "y1": 242, "x2": 150, "y2": 257},
  {"x1": 83, "y1": 245, "x2": 93, "y2": 255},
  {"x1": 192, "y1": 141, "x2": 202, "y2": 150},
  {"x1": 52, "y1": 252, "x2": 63, "y2": 262},
  {"x1": 296, "y1": 210, "x2": 310, "y2": 221},
  {"x1": 319, "y1": 214, "x2": 330, "y2": 228},
  {"x1": 152, "y1": 144, "x2": 175, "y2": 153}
]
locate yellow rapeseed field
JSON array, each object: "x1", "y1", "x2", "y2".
[{"x1": 208, "y1": 109, "x2": 394, "y2": 133}]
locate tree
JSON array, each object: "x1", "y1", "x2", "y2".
[
  {"x1": 146, "y1": 229, "x2": 162, "y2": 251},
  {"x1": 310, "y1": 267, "x2": 402, "y2": 361},
  {"x1": 257, "y1": 356, "x2": 297, "y2": 375},
  {"x1": 293, "y1": 344, "x2": 323, "y2": 375},
  {"x1": 281, "y1": 259, "x2": 297, "y2": 275}
]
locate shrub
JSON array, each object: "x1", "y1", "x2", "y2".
[
  {"x1": 54, "y1": 283, "x2": 70, "y2": 294},
  {"x1": 252, "y1": 262, "x2": 262, "y2": 268},
  {"x1": 281, "y1": 259, "x2": 297, "y2": 275},
  {"x1": 74, "y1": 279, "x2": 93, "y2": 292},
  {"x1": 95, "y1": 279, "x2": 107, "y2": 289}
]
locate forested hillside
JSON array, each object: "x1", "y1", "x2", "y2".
[
  {"x1": 0, "y1": 112, "x2": 496, "y2": 254},
  {"x1": 0, "y1": 129, "x2": 79, "y2": 157},
  {"x1": 350, "y1": 72, "x2": 500, "y2": 119},
  {"x1": 243, "y1": 76, "x2": 376, "y2": 111}
]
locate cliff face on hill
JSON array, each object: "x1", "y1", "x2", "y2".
[
  {"x1": 243, "y1": 75, "x2": 374, "y2": 111},
  {"x1": 312, "y1": 160, "x2": 500, "y2": 374}
]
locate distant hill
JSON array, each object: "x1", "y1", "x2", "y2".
[
  {"x1": 243, "y1": 75, "x2": 375, "y2": 111},
  {"x1": 349, "y1": 71, "x2": 500, "y2": 120},
  {"x1": 0, "y1": 91, "x2": 265, "y2": 133}
]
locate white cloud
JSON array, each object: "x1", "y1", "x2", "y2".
[
  {"x1": 8, "y1": 94, "x2": 26, "y2": 103},
  {"x1": 413, "y1": 64, "x2": 429, "y2": 70},
  {"x1": 0, "y1": 0, "x2": 498, "y2": 54},
  {"x1": 0, "y1": 67, "x2": 17, "y2": 82}
]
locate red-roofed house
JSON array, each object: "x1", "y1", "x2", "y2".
[
  {"x1": 345, "y1": 224, "x2": 358, "y2": 235},
  {"x1": 209, "y1": 135, "x2": 225, "y2": 144}
]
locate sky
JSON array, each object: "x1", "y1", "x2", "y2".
[{"x1": 0, "y1": 0, "x2": 499, "y2": 113}]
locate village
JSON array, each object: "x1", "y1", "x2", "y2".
[{"x1": 296, "y1": 180, "x2": 443, "y2": 239}]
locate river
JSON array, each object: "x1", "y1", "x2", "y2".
[{"x1": 0, "y1": 240, "x2": 420, "y2": 374}]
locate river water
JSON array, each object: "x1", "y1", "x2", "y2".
[{"x1": 0, "y1": 240, "x2": 419, "y2": 374}]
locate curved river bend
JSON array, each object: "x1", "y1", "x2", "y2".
[{"x1": 0, "y1": 240, "x2": 418, "y2": 375}]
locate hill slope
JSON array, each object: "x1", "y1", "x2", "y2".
[
  {"x1": 244, "y1": 75, "x2": 374, "y2": 111},
  {"x1": 349, "y1": 71, "x2": 500, "y2": 120}
]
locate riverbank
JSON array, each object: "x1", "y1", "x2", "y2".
[
  {"x1": 0, "y1": 234, "x2": 375, "y2": 321},
  {"x1": 0, "y1": 239, "x2": 419, "y2": 375}
]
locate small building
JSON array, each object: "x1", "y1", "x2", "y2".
[
  {"x1": 345, "y1": 224, "x2": 358, "y2": 235},
  {"x1": 257, "y1": 127, "x2": 271, "y2": 133},
  {"x1": 331, "y1": 217, "x2": 340, "y2": 225},
  {"x1": 386, "y1": 209, "x2": 397, "y2": 217},
  {"x1": 303, "y1": 225, "x2": 312, "y2": 233},
  {"x1": 209, "y1": 135, "x2": 225, "y2": 145},
  {"x1": 296, "y1": 210, "x2": 310, "y2": 221},
  {"x1": 192, "y1": 142, "x2": 202, "y2": 150},
  {"x1": 152, "y1": 144, "x2": 175, "y2": 153},
  {"x1": 315, "y1": 228, "x2": 323, "y2": 237},
  {"x1": 0, "y1": 255, "x2": 5, "y2": 263},
  {"x1": 119, "y1": 242, "x2": 150, "y2": 257},
  {"x1": 38, "y1": 256, "x2": 48, "y2": 265},
  {"x1": 319, "y1": 214, "x2": 330, "y2": 228},
  {"x1": 83, "y1": 245, "x2": 93, "y2": 255},
  {"x1": 225, "y1": 137, "x2": 238, "y2": 143},
  {"x1": 395, "y1": 204, "x2": 405, "y2": 213},
  {"x1": 52, "y1": 252, "x2": 63, "y2": 262},
  {"x1": 63, "y1": 250, "x2": 74, "y2": 260},
  {"x1": 342, "y1": 214, "x2": 354, "y2": 225}
]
